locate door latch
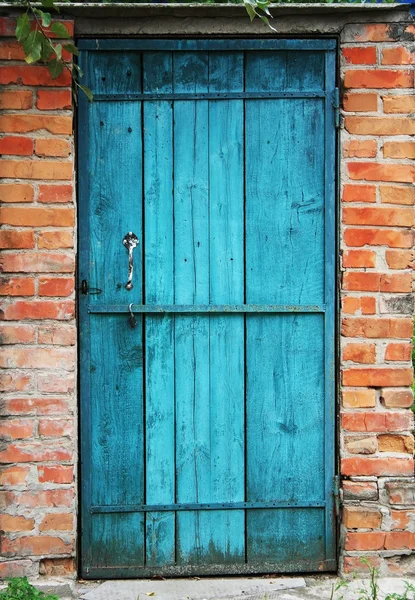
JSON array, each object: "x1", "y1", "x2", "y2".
[
  {"x1": 80, "y1": 280, "x2": 102, "y2": 296},
  {"x1": 122, "y1": 232, "x2": 139, "y2": 291},
  {"x1": 128, "y1": 303, "x2": 137, "y2": 329}
]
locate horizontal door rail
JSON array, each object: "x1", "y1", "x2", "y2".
[
  {"x1": 93, "y1": 92, "x2": 326, "y2": 102},
  {"x1": 88, "y1": 303, "x2": 326, "y2": 314},
  {"x1": 91, "y1": 500, "x2": 326, "y2": 514},
  {"x1": 79, "y1": 39, "x2": 337, "y2": 52}
]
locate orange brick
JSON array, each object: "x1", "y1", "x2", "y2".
[
  {"x1": 39, "y1": 419, "x2": 73, "y2": 437},
  {"x1": 0, "y1": 136, "x2": 33, "y2": 156},
  {"x1": 0, "y1": 347, "x2": 75, "y2": 370},
  {"x1": 345, "y1": 117, "x2": 415, "y2": 136},
  {"x1": 0, "y1": 372, "x2": 34, "y2": 393},
  {"x1": 2, "y1": 300, "x2": 74, "y2": 321},
  {"x1": 39, "y1": 514, "x2": 73, "y2": 531},
  {"x1": 35, "y1": 139, "x2": 71, "y2": 158},
  {"x1": 342, "y1": 47, "x2": 377, "y2": 65},
  {"x1": 0, "y1": 278, "x2": 35, "y2": 296},
  {"x1": 0, "y1": 325, "x2": 36, "y2": 344},
  {"x1": 5, "y1": 397, "x2": 69, "y2": 416},
  {"x1": 0, "y1": 230, "x2": 35, "y2": 249},
  {"x1": 1, "y1": 536, "x2": 73, "y2": 557},
  {"x1": 343, "y1": 92, "x2": 378, "y2": 112},
  {"x1": 38, "y1": 326, "x2": 76, "y2": 346},
  {"x1": 0, "y1": 114, "x2": 72, "y2": 134},
  {"x1": 343, "y1": 272, "x2": 380, "y2": 291},
  {"x1": 344, "y1": 69, "x2": 413, "y2": 89},
  {"x1": 353, "y1": 24, "x2": 393, "y2": 42},
  {"x1": 0, "y1": 90, "x2": 32, "y2": 110},
  {"x1": 383, "y1": 95, "x2": 415, "y2": 114},
  {"x1": 382, "y1": 47, "x2": 414, "y2": 66},
  {"x1": 2, "y1": 253, "x2": 74, "y2": 273},
  {"x1": 0, "y1": 65, "x2": 71, "y2": 87},
  {"x1": 380, "y1": 273, "x2": 412, "y2": 293},
  {"x1": 342, "y1": 296, "x2": 376, "y2": 315},
  {"x1": 342, "y1": 411, "x2": 413, "y2": 433},
  {"x1": 38, "y1": 185, "x2": 73, "y2": 204},
  {"x1": 383, "y1": 141, "x2": 415, "y2": 159},
  {"x1": 37, "y1": 90, "x2": 72, "y2": 110},
  {"x1": 39, "y1": 277, "x2": 74, "y2": 297},
  {"x1": 343, "y1": 207, "x2": 413, "y2": 227},
  {"x1": 343, "y1": 507, "x2": 382, "y2": 529},
  {"x1": 0, "y1": 419, "x2": 34, "y2": 440},
  {"x1": 342, "y1": 457, "x2": 413, "y2": 477},
  {"x1": 384, "y1": 532, "x2": 415, "y2": 550},
  {"x1": 380, "y1": 185, "x2": 415, "y2": 206},
  {"x1": 347, "y1": 162, "x2": 414, "y2": 184},
  {"x1": 38, "y1": 230, "x2": 73, "y2": 249},
  {"x1": 0, "y1": 183, "x2": 34, "y2": 203},
  {"x1": 385, "y1": 249, "x2": 413, "y2": 269},
  {"x1": 342, "y1": 368, "x2": 413, "y2": 387},
  {"x1": 0, "y1": 160, "x2": 72, "y2": 181},
  {"x1": 0, "y1": 515, "x2": 34, "y2": 532},
  {"x1": 343, "y1": 250, "x2": 376, "y2": 268},
  {"x1": 38, "y1": 466, "x2": 73, "y2": 484},
  {"x1": 385, "y1": 343, "x2": 412, "y2": 361},
  {"x1": 378, "y1": 434, "x2": 414, "y2": 453},
  {"x1": 1, "y1": 207, "x2": 74, "y2": 227},
  {"x1": 0, "y1": 40, "x2": 26, "y2": 60},
  {"x1": 0, "y1": 466, "x2": 30, "y2": 486},
  {"x1": 343, "y1": 343, "x2": 376, "y2": 364},
  {"x1": 344, "y1": 228, "x2": 413, "y2": 248},
  {"x1": 345, "y1": 532, "x2": 385, "y2": 551},
  {"x1": 390, "y1": 510, "x2": 414, "y2": 530},
  {"x1": 343, "y1": 139, "x2": 377, "y2": 158},
  {"x1": 343, "y1": 317, "x2": 412, "y2": 339},
  {"x1": 342, "y1": 184, "x2": 376, "y2": 203},
  {"x1": 342, "y1": 389, "x2": 376, "y2": 408},
  {"x1": 381, "y1": 388, "x2": 414, "y2": 408},
  {"x1": 0, "y1": 442, "x2": 72, "y2": 464}
]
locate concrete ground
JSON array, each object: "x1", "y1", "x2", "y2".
[{"x1": 31, "y1": 575, "x2": 415, "y2": 600}]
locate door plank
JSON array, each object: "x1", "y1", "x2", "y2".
[{"x1": 143, "y1": 51, "x2": 176, "y2": 567}]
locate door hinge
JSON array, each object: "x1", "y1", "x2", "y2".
[
  {"x1": 332, "y1": 88, "x2": 340, "y2": 129},
  {"x1": 80, "y1": 280, "x2": 102, "y2": 296},
  {"x1": 333, "y1": 475, "x2": 341, "y2": 517}
]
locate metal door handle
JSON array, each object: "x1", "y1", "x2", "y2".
[{"x1": 122, "y1": 232, "x2": 139, "y2": 291}]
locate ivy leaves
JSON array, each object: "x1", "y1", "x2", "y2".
[{"x1": 15, "y1": 1, "x2": 92, "y2": 102}]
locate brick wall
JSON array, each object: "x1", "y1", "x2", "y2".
[
  {"x1": 340, "y1": 23, "x2": 415, "y2": 576},
  {"x1": 0, "y1": 17, "x2": 76, "y2": 579},
  {"x1": 0, "y1": 14, "x2": 414, "y2": 580}
]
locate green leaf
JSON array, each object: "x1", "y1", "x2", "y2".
[
  {"x1": 50, "y1": 22, "x2": 71, "y2": 39},
  {"x1": 244, "y1": 3, "x2": 256, "y2": 22},
  {"x1": 41, "y1": 37, "x2": 53, "y2": 62},
  {"x1": 72, "y1": 63, "x2": 84, "y2": 77},
  {"x1": 54, "y1": 43, "x2": 63, "y2": 60},
  {"x1": 48, "y1": 58, "x2": 63, "y2": 79},
  {"x1": 78, "y1": 84, "x2": 94, "y2": 102},
  {"x1": 64, "y1": 43, "x2": 80, "y2": 56},
  {"x1": 16, "y1": 13, "x2": 31, "y2": 42},
  {"x1": 38, "y1": 10, "x2": 52, "y2": 27},
  {"x1": 23, "y1": 30, "x2": 43, "y2": 64},
  {"x1": 259, "y1": 14, "x2": 277, "y2": 31}
]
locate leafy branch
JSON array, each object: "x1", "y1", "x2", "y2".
[{"x1": 14, "y1": 0, "x2": 92, "y2": 101}]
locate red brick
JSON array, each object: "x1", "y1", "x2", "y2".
[
  {"x1": 38, "y1": 465, "x2": 73, "y2": 484},
  {"x1": 343, "y1": 140, "x2": 377, "y2": 158},
  {"x1": 344, "y1": 556, "x2": 381, "y2": 574},
  {"x1": 38, "y1": 184, "x2": 73, "y2": 204},
  {"x1": 35, "y1": 139, "x2": 71, "y2": 158},
  {"x1": 0, "y1": 230, "x2": 35, "y2": 250},
  {"x1": 0, "y1": 40, "x2": 26, "y2": 60},
  {"x1": 0, "y1": 347, "x2": 74, "y2": 370},
  {"x1": 39, "y1": 277, "x2": 74, "y2": 297},
  {"x1": 0, "y1": 17, "x2": 74, "y2": 38},
  {"x1": 390, "y1": 510, "x2": 414, "y2": 530},
  {"x1": 342, "y1": 46, "x2": 377, "y2": 65},
  {"x1": 0, "y1": 442, "x2": 71, "y2": 463},
  {"x1": 0, "y1": 114, "x2": 72, "y2": 135},
  {"x1": 0, "y1": 136, "x2": 34, "y2": 156},
  {"x1": 344, "y1": 228, "x2": 413, "y2": 248},
  {"x1": 1, "y1": 207, "x2": 74, "y2": 227},
  {"x1": 344, "y1": 69, "x2": 413, "y2": 89},
  {"x1": 342, "y1": 389, "x2": 376, "y2": 408},
  {"x1": 353, "y1": 24, "x2": 393, "y2": 42},
  {"x1": 347, "y1": 163, "x2": 414, "y2": 184},
  {"x1": 343, "y1": 272, "x2": 380, "y2": 292},
  {"x1": 39, "y1": 514, "x2": 73, "y2": 531},
  {"x1": 0, "y1": 515, "x2": 34, "y2": 532},
  {"x1": 343, "y1": 93, "x2": 378, "y2": 112},
  {"x1": 345, "y1": 532, "x2": 385, "y2": 551},
  {"x1": 38, "y1": 326, "x2": 75, "y2": 346},
  {"x1": 2, "y1": 300, "x2": 74, "y2": 321},
  {"x1": 380, "y1": 185, "x2": 415, "y2": 206},
  {"x1": 381, "y1": 388, "x2": 414, "y2": 408},
  {"x1": 343, "y1": 343, "x2": 376, "y2": 364},
  {"x1": 385, "y1": 249, "x2": 413, "y2": 269},
  {"x1": 343, "y1": 207, "x2": 413, "y2": 227},
  {"x1": 0, "y1": 372, "x2": 34, "y2": 393},
  {"x1": 1, "y1": 536, "x2": 73, "y2": 557},
  {"x1": 0, "y1": 466, "x2": 30, "y2": 486},
  {"x1": 39, "y1": 419, "x2": 73, "y2": 437},
  {"x1": 5, "y1": 397, "x2": 69, "y2": 416},
  {"x1": 342, "y1": 184, "x2": 376, "y2": 203},
  {"x1": 0, "y1": 90, "x2": 32, "y2": 110},
  {"x1": 383, "y1": 95, "x2": 415, "y2": 114},
  {"x1": 39, "y1": 558, "x2": 75, "y2": 577},
  {"x1": 343, "y1": 318, "x2": 413, "y2": 339},
  {"x1": 342, "y1": 457, "x2": 414, "y2": 476},
  {"x1": 384, "y1": 532, "x2": 415, "y2": 550},
  {"x1": 0, "y1": 66, "x2": 71, "y2": 87},
  {"x1": 384, "y1": 141, "x2": 415, "y2": 160},
  {"x1": 1, "y1": 253, "x2": 74, "y2": 273},
  {"x1": 380, "y1": 273, "x2": 412, "y2": 293},
  {"x1": 0, "y1": 183, "x2": 34, "y2": 203},
  {"x1": 385, "y1": 343, "x2": 412, "y2": 361},
  {"x1": 343, "y1": 507, "x2": 382, "y2": 529},
  {"x1": 342, "y1": 411, "x2": 413, "y2": 432},
  {"x1": 342, "y1": 368, "x2": 413, "y2": 387},
  {"x1": 37, "y1": 90, "x2": 72, "y2": 110},
  {"x1": 0, "y1": 160, "x2": 72, "y2": 181},
  {"x1": 342, "y1": 480, "x2": 378, "y2": 500},
  {"x1": 0, "y1": 278, "x2": 35, "y2": 296},
  {"x1": 37, "y1": 373, "x2": 74, "y2": 393},
  {"x1": 38, "y1": 231, "x2": 73, "y2": 249},
  {"x1": 17, "y1": 489, "x2": 74, "y2": 508},
  {"x1": 344, "y1": 116, "x2": 415, "y2": 136},
  {"x1": 382, "y1": 47, "x2": 414, "y2": 66},
  {"x1": 343, "y1": 250, "x2": 376, "y2": 268},
  {"x1": 0, "y1": 420, "x2": 34, "y2": 440}
]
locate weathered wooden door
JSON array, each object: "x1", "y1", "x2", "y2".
[{"x1": 78, "y1": 39, "x2": 337, "y2": 578}]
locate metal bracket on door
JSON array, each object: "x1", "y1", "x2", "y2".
[
  {"x1": 128, "y1": 303, "x2": 137, "y2": 329},
  {"x1": 122, "y1": 232, "x2": 139, "y2": 290}
]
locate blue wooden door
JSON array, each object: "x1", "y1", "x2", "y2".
[{"x1": 78, "y1": 39, "x2": 337, "y2": 578}]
